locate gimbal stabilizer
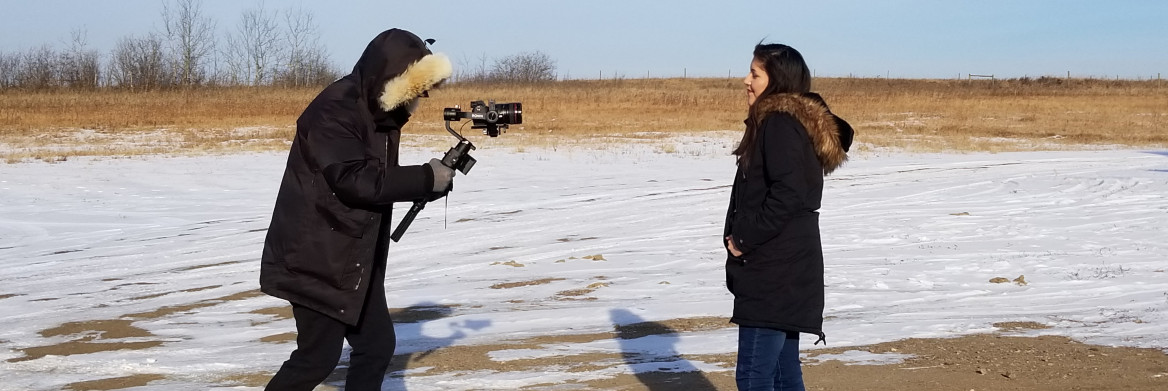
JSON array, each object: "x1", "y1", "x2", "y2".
[{"x1": 390, "y1": 100, "x2": 522, "y2": 242}]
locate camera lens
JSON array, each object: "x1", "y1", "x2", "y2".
[{"x1": 496, "y1": 102, "x2": 522, "y2": 125}]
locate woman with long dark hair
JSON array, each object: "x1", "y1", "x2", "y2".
[{"x1": 723, "y1": 43, "x2": 854, "y2": 391}]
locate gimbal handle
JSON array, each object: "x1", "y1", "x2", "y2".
[{"x1": 390, "y1": 131, "x2": 476, "y2": 243}]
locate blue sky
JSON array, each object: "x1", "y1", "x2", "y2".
[{"x1": 2, "y1": 0, "x2": 1165, "y2": 79}]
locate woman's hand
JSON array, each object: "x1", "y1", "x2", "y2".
[{"x1": 725, "y1": 236, "x2": 743, "y2": 257}]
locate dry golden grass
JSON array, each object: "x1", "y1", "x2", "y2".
[{"x1": 1, "y1": 77, "x2": 1166, "y2": 162}]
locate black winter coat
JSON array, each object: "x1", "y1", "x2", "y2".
[
  {"x1": 260, "y1": 29, "x2": 450, "y2": 325},
  {"x1": 724, "y1": 93, "x2": 853, "y2": 342}
]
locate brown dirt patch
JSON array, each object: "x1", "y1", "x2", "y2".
[
  {"x1": 260, "y1": 332, "x2": 296, "y2": 344},
  {"x1": 40, "y1": 319, "x2": 152, "y2": 339},
  {"x1": 11, "y1": 340, "x2": 165, "y2": 363},
  {"x1": 128, "y1": 284, "x2": 221, "y2": 301},
  {"x1": 490, "y1": 260, "x2": 526, "y2": 267},
  {"x1": 365, "y1": 323, "x2": 1168, "y2": 391},
  {"x1": 993, "y1": 321, "x2": 1051, "y2": 331},
  {"x1": 9, "y1": 319, "x2": 165, "y2": 363},
  {"x1": 61, "y1": 374, "x2": 168, "y2": 391},
  {"x1": 215, "y1": 372, "x2": 273, "y2": 388},
  {"x1": 0, "y1": 293, "x2": 21, "y2": 300},
  {"x1": 250, "y1": 305, "x2": 293, "y2": 320},
  {"x1": 124, "y1": 289, "x2": 264, "y2": 319},
  {"x1": 9, "y1": 290, "x2": 267, "y2": 363},
  {"x1": 798, "y1": 334, "x2": 1168, "y2": 390},
  {"x1": 490, "y1": 278, "x2": 566, "y2": 290}
]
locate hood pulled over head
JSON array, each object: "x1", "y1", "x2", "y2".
[{"x1": 351, "y1": 29, "x2": 452, "y2": 113}]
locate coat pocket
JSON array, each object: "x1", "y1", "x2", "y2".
[
  {"x1": 745, "y1": 214, "x2": 820, "y2": 266},
  {"x1": 313, "y1": 173, "x2": 372, "y2": 238}
]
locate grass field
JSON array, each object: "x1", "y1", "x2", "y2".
[{"x1": 1, "y1": 77, "x2": 1166, "y2": 162}]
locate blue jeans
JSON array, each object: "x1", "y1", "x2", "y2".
[{"x1": 736, "y1": 327, "x2": 804, "y2": 391}]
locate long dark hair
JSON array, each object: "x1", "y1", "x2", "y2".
[{"x1": 732, "y1": 43, "x2": 812, "y2": 162}]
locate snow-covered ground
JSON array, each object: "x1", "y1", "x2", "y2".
[{"x1": 1, "y1": 134, "x2": 1166, "y2": 390}]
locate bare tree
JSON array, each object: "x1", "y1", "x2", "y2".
[
  {"x1": 452, "y1": 52, "x2": 494, "y2": 83},
  {"x1": 489, "y1": 51, "x2": 557, "y2": 83},
  {"x1": 0, "y1": 51, "x2": 19, "y2": 89},
  {"x1": 16, "y1": 45, "x2": 58, "y2": 89},
  {"x1": 222, "y1": 3, "x2": 283, "y2": 85},
  {"x1": 108, "y1": 33, "x2": 171, "y2": 90},
  {"x1": 275, "y1": 5, "x2": 336, "y2": 87},
  {"x1": 161, "y1": 0, "x2": 216, "y2": 86},
  {"x1": 59, "y1": 29, "x2": 101, "y2": 89}
]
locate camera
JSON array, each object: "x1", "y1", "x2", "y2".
[
  {"x1": 443, "y1": 100, "x2": 522, "y2": 137},
  {"x1": 391, "y1": 98, "x2": 523, "y2": 242}
]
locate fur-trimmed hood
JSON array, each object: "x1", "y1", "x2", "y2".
[
  {"x1": 379, "y1": 53, "x2": 451, "y2": 111},
  {"x1": 749, "y1": 92, "x2": 854, "y2": 174},
  {"x1": 349, "y1": 29, "x2": 452, "y2": 114}
]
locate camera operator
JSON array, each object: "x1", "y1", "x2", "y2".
[{"x1": 259, "y1": 28, "x2": 453, "y2": 391}]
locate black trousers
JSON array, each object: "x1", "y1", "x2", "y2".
[{"x1": 265, "y1": 274, "x2": 396, "y2": 391}]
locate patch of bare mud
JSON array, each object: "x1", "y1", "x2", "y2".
[
  {"x1": 555, "y1": 279, "x2": 612, "y2": 300},
  {"x1": 8, "y1": 319, "x2": 161, "y2": 363},
  {"x1": 8, "y1": 289, "x2": 266, "y2": 363},
  {"x1": 799, "y1": 334, "x2": 1168, "y2": 391},
  {"x1": 124, "y1": 289, "x2": 264, "y2": 319},
  {"x1": 331, "y1": 318, "x2": 1167, "y2": 391},
  {"x1": 250, "y1": 305, "x2": 293, "y2": 320},
  {"x1": 128, "y1": 284, "x2": 221, "y2": 301},
  {"x1": 993, "y1": 321, "x2": 1052, "y2": 332},
  {"x1": 491, "y1": 278, "x2": 567, "y2": 290},
  {"x1": 260, "y1": 332, "x2": 296, "y2": 344},
  {"x1": 61, "y1": 374, "x2": 168, "y2": 391}
]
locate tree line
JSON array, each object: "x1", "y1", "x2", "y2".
[
  {"x1": 0, "y1": 0, "x2": 558, "y2": 91},
  {"x1": 0, "y1": 1, "x2": 338, "y2": 90}
]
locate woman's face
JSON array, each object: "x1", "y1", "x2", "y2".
[{"x1": 743, "y1": 58, "x2": 768, "y2": 106}]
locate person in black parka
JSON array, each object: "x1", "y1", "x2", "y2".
[
  {"x1": 724, "y1": 43, "x2": 854, "y2": 391},
  {"x1": 260, "y1": 28, "x2": 453, "y2": 391}
]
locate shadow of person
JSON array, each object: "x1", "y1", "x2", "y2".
[
  {"x1": 322, "y1": 302, "x2": 490, "y2": 390},
  {"x1": 610, "y1": 308, "x2": 719, "y2": 391}
]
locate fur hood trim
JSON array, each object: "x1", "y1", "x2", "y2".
[
  {"x1": 750, "y1": 93, "x2": 853, "y2": 174},
  {"x1": 378, "y1": 53, "x2": 452, "y2": 111}
]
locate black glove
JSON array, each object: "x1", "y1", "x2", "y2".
[{"x1": 425, "y1": 158, "x2": 454, "y2": 201}]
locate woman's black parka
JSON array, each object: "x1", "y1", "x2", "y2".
[{"x1": 724, "y1": 93, "x2": 853, "y2": 342}]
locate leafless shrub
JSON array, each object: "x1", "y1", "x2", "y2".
[
  {"x1": 453, "y1": 51, "x2": 558, "y2": 84},
  {"x1": 108, "y1": 33, "x2": 174, "y2": 90},
  {"x1": 14, "y1": 45, "x2": 59, "y2": 89},
  {"x1": 489, "y1": 51, "x2": 557, "y2": 83},
  {"x1": 0, "y1": 51, "x2": 20, "y2": 88}
]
